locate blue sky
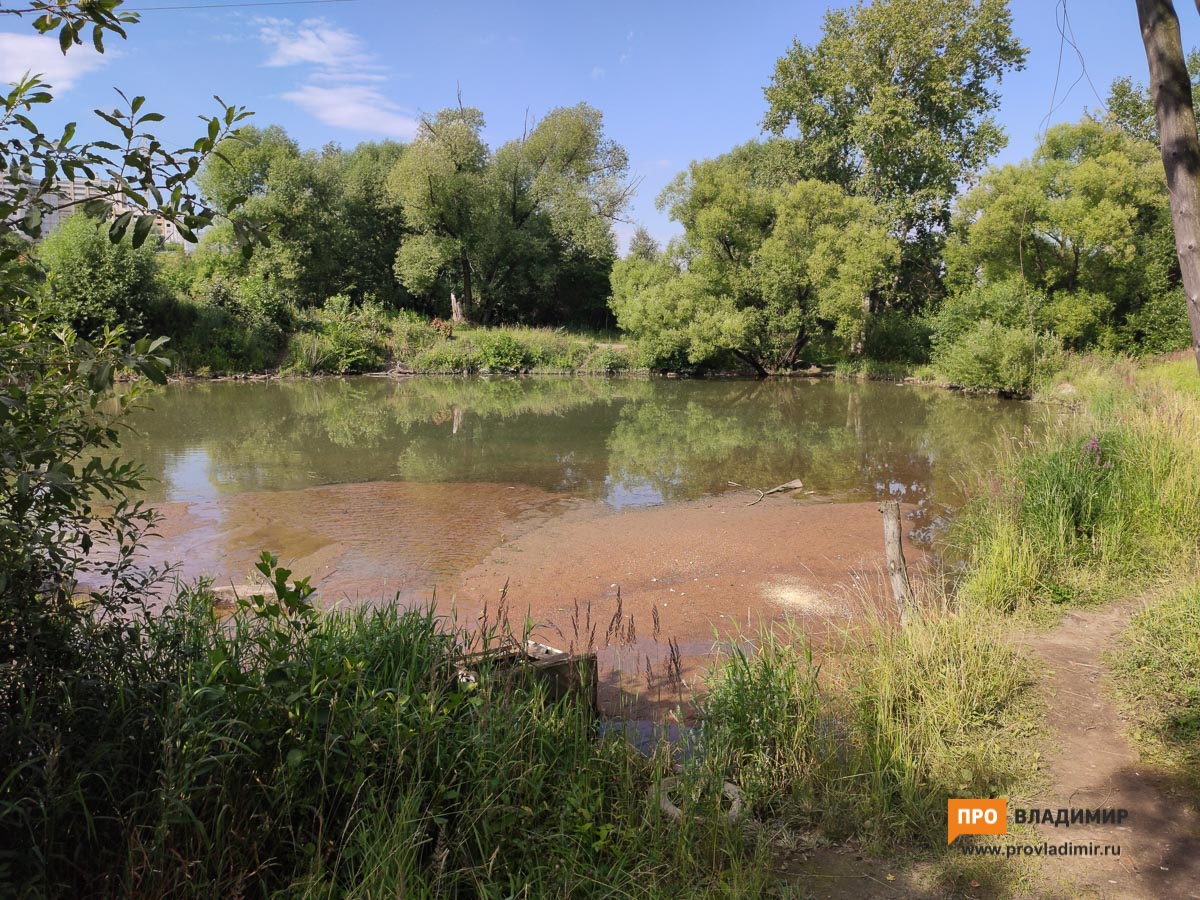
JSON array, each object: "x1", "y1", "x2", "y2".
[{"x1": 0, "y1": 0, "x2": 1170, "y2": 251}]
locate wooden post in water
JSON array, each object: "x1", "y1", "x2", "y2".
[{"x1": 879, "y1": 500, "x2": 915, "y2": 624}]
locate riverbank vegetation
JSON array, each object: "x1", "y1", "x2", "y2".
[{"x1": 28, "y1": 0, "x2": 1197, "y2": 391}]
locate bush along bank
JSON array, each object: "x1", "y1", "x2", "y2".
[{"x1": 168, "y1": 301, "x2": 641, "y2": 378}]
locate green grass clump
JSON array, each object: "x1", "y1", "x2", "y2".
[
  {"x1": 953, "y1": 367, "x2": 1200, "y2": 614},
  {"x1": 1107, "y1": 584, "x2": 1200, "y2": 795},
  {"x1": 583, "y1": 346, "x2": 634, "y2": 374},
  {"x1": 696, "y1": 610, "x2": 1035, "y2": 850},
  {"x1": 283, "y1": 296, "x2": 390, "y2": 374},
  {"x1": 410, "y1": 341, "x2": 483, "y2": 374},
  {"x1": 0, "y1": 556, "x2": 765, "y2": 898}
]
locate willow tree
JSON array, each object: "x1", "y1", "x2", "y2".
[
  {"x1": 1136, "y1": 0, "x2": 1200, "y2": 374},
  {"x1": 388, "y1": 103, "x2": 631, "y2": 325}
]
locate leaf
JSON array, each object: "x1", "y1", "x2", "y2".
[
  {"x1": 131, "y1": 213, "x2": 155, "y2": 248},
  {"x1": 109, "y1": 209, "x2": 133, "y2": 243},
  {"x1": 92, "y1": 25, "x2": 104, "y2": 54},
  {"x1": 22, "y1": 205, "x2": 42, "y2": 232},
  {"x1": 59, "y1": 24, "x2": 74, "y2": 55}
]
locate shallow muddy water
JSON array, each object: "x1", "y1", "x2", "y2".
[{"x1": 121, "y1": 375, "x2": 1035, "y2": 609}]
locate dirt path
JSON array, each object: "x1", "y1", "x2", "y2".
[{"x1": 1022, "y1": 600, "x2": 1200, "y2": 899}]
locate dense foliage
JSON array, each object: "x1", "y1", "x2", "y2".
[{"x1": 611, "y1": 144, "x2": 899, "y2": 373}]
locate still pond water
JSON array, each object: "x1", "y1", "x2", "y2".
[{"x1": 121, "y1": 376, "x2": 1036, "y2": 601}]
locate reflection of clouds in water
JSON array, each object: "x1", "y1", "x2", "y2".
[
  {"x1": 602, "y1": 475, "x2": 665, "y2": 509},
  {"x1": 162, "y1": 448, "x2": 218, "y2": 502}
]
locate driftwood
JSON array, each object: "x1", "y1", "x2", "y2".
[
  {"x1": 456, "y1": 640, "x2": 598, "y2": 714},
  {"x1": 747, "y1": 478, "x2": 805, "y2": 506},
  {"x1": 878, "y1": 500, "x2": 916, "y2": 624}
]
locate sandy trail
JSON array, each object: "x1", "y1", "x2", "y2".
[{"x1": 1022, "y1": 601, "x2": 1200, "y2": 899}]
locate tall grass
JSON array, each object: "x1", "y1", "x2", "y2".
[
  {"x1": 695, "y1": 610, "x2": 1035, "y2": 849},
  {"x1": 952, "y1": 361, "x2": 1200, "y2": 614},
  {"x1": 0, "y1": 558, "x2": 763, "y2": 897},
  {"x1": 1107, "y1": 583, "x2": 1200, "y2": 794}
]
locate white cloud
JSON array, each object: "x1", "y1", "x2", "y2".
[
  {"x1": 591, "y1": 66, "x2": 605, "y2": 80},
  {"x1": 257, "y1": 18, "x2": 412, "y2": 137},
  {"x1": 281, "y1": 84, "x2": 417, "y2": 138},
  {"x1": 259, "y1": 18, "x2": 367, "y2": 68},
  {"x1": 0, "y1": 32, "x2": 108, "y2": 92}
]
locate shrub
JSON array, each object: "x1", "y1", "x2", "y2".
[
  {"x1": 585, "y1": 347, "x2": 633, "y2": 374},
  {"x1": 388, "y1": 309, "x2": 441, "y2": 356},
  {"x1": 934, "y1": 321, "x2": 1061, "y2": 396},
  {"x1": 931, "y1": 278, "x2": 1042, "y2": 355},
  {"x1": 283, "y1": 295, "x2": 388, "y2": 374},
  {"x1": 472, "y1": 331, "x2": 531, "y2": 372},
  {"x1": 37, "y1": 212, "x2": 162, "y2": 337},
  {"x1": 411, "y1": 342, "x2": 482, "y2": 374},
  {"x1": 863, "y1": 311, "x2": 932, "y2": 364},
  {"x1": 1117, "y1": 289, "x2": 1193, "y2": 357}
]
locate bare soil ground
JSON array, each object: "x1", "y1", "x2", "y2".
[{"x1": 1019, "y1": 601, "x2": 1200, "y2": 899}]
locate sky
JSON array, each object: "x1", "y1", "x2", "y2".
[{"x1": 0, "y1": 0, "x2": 1174, "y2": 252}]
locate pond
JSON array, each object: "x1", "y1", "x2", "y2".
[{"x1": 121, "y1": 375, "x2": 1036, "y2": 614}]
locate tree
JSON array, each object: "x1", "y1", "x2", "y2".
[
  {"x1": 195, "y1": 124, "x2": 299, "y2": 216},
  {"x1": 762, "y1": 0, "x2": 1026, "y2": 295},
  {"x1": 946, "y1": 119, "x2": 1173, "y2": 350},
  {"x1": 194, "y1": 131, "x2": 410, "y2": 314},
  {"x1": 1106, "y1": 49, "x2": 1200, "y2": 144},
  {"x1": 626, "y1": 226, "x2": 660, "y2": 261},
  {"x1": 36, "y1": 210, "x2": 161, "y2": 336},
  {"x1": 388, "y1": 102, "x2": 631, "y2": 325},
  {"x1": 1135, "y1": 0, "x2": 1200, "y2": 374},
  {"x1": 0, "y1": 0, "x2": 257, "y2": 725},
  {"x1": 611, "y1": 143, "x2": 899, "y2": 374}
]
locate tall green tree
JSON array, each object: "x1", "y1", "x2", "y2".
[
  {"x1": 762, "y1": 0, "x2": 1026, "y2": 296},
  {"x1": 1106, "y1": 49, "x2": 1200, "y2": 144},
  {"x1": 611, "y1": 143, "x2": 898, "y2": 374},
  {"x1": 389, "y1": 103, "x2": 631, "y2": 325},
  {"x1": 946, "y1": 118, "x2": 1184, "y2": 352},
  {"x1": 196, "y1": 131, "x2": 409, "y2": 309}
]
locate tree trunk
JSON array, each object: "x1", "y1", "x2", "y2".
[
  {"x1": 1137, "y1": 0, "x2": 1200, "y2": 376},
  {"x1": 454, "y1": 251, "x2": 474, "y2": 325},
  {"x1": 732, "y1": 349, "x2": 769, "y2": 378},
  {"x1": 879, "y1": 500, "x2": 916, "y2": 625}
]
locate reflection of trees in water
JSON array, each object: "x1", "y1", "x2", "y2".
[
  {"x1": 122, "y1": 377, "x2": 1036, "y2": 522},
  {"x1": 122, "y1": 377, "x2": 654, "y2": 499},
  {"x1": 605, "y1": 381, "x2": 1036, "y2": 531}
]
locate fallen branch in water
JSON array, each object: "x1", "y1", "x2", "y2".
[{"x1": 747, "y1": 478, "x2": 805, "y2": 506}]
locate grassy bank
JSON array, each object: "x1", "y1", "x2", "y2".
[
  {"x1": 1107, "y1": 583, "x2": 1200, "y2": 794},
  {"x1": 0, "y1": 556, "x2": 765, "y2": 897},
  {"x1": 170, "y1": 299, "x2": 641, "y2": 378}
]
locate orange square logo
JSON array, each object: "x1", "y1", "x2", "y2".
[{"x1": 948, "y1": 798, "x2": 1007, "y2": 844}]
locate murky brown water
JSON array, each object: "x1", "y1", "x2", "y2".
[{"x1": 120, "y1": 375, "x2": 1036, "y2": 604}]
